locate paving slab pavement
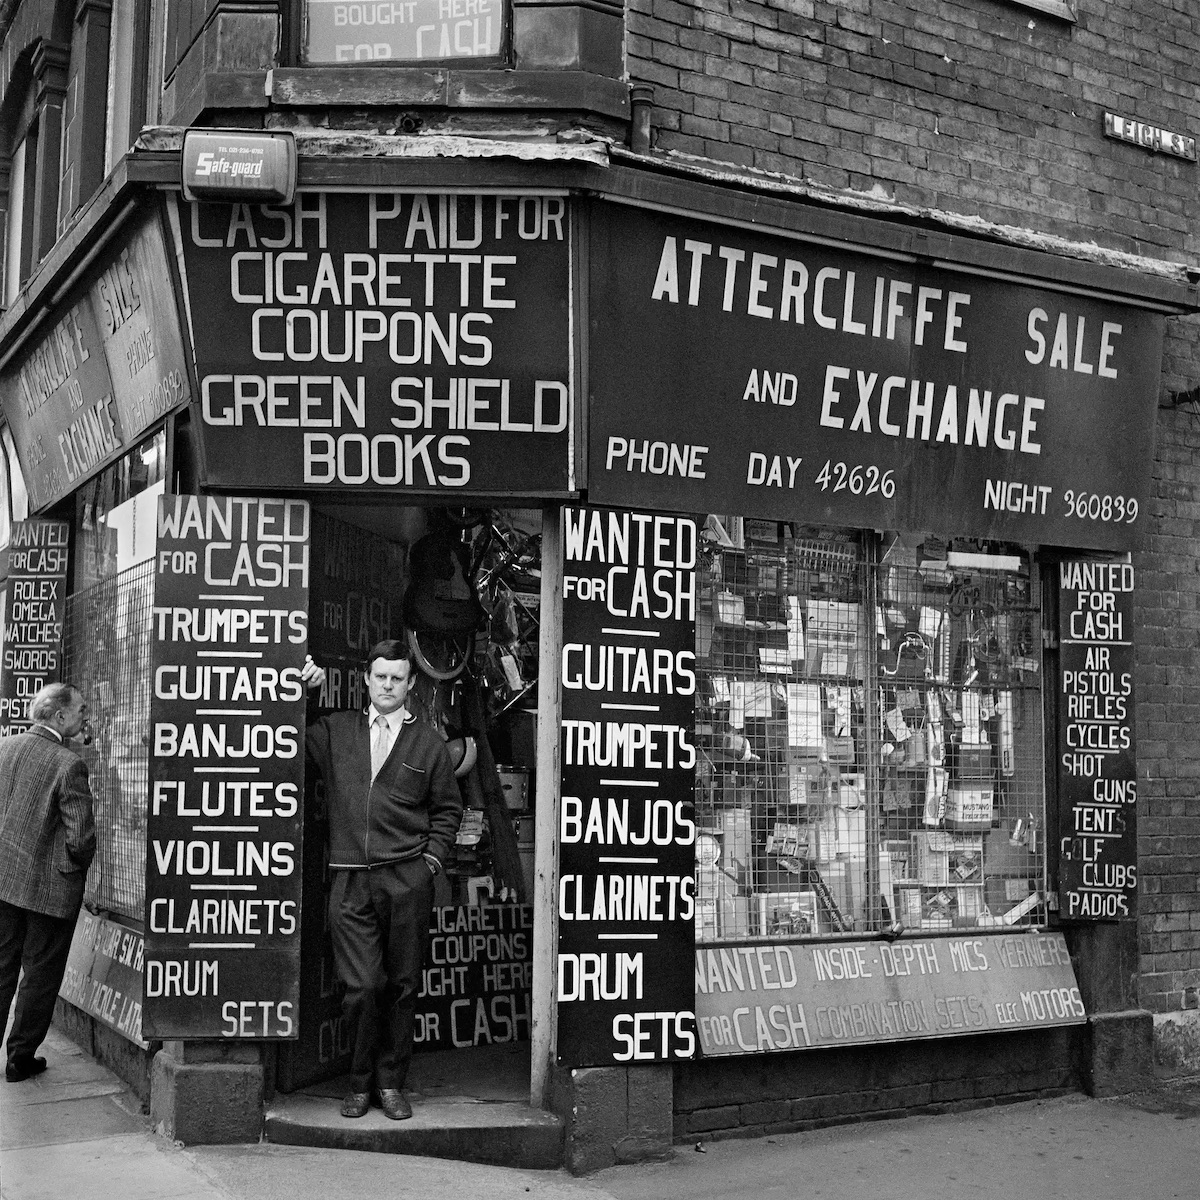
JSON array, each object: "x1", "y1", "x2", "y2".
[
  {"x1": 0, "y1": 1027, "x2": 612, "y2": 1200},
  {"x1": 6, "y1": 1024, "x2": 1200, "y2": 1200},
  {"x1": 585, "y1": 1086, "x2": 1200, "y2": 1200}
]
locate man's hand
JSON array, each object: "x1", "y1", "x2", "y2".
[{"x1": 300, "y1": 655, "x2": 326, "y2": 691}]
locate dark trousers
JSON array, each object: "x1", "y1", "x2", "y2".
[
  {"x1": 329, "y1": 859, "x2": 434, "y2": 1093},
  {"x1": 0, "y1": 898, "x2": 79, "y2": 1067}
]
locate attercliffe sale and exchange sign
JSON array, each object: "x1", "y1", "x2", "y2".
[{"x1": 588, "y1": 201, "x2": 1162, "y2": 553}]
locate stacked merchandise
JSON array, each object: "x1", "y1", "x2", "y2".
[{"x1": 694, "y1": 520, "x2": 1044, "y2": 942}]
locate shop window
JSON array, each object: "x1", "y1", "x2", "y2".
[
  {"x1": 695, "y1": 519, "x2": 1045, "y2": 943},
  {"x1": 0, "y1": 433, "x2": 12, "y2": 552},
  {"x1": 56, "y1": 73, "x2": 76, "y2": 239},
  {"x1": 57, "y1": 0, "x2": 113, "y2": 231},
  {"x1": 1007, "y1": 0, "x2": 1075, "y2": 21},
  {"x1": 1, "y1": 427, "x2": 28, "y2": 521},
  {"x1": 63, "y1": 554, "x2": 156, "y2": 920},
  {"x1": 105, "y1": 0, "x2": 134, "y2": 172},
  {"x1": 302, "y1": 0, "x2": 507, "y2": 64},
  {"x1": 73, "y1": 429, "x2": 166, "y2": 592},
  {"x1": 3, "y1": 133, "x2": 31, "y2": 306}
]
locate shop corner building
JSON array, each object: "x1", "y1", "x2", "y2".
[{"x1": 0, "y1": 0, "x2": 1197, "y2": 1173}]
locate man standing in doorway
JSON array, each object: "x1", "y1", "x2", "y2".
[
  {"x1": 301, "y1": 640, "x2": 462, "y2": 1120},
  {"x1": 0, "y1": 683, "x2": 94, "y2": 1083}
]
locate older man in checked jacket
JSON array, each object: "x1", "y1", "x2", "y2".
[{"x1": 0, "y1": 682, "x2": 94, "y2": 1083}]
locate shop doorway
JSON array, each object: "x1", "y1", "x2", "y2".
[{"x1": 275, "y1": 504, "x2": 542, "y2": 1107}]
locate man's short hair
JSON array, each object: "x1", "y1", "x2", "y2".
[
  {"x1": 366, "y1": 639, "x2": 414, "y2": 673},
  {"x1": 29, "y1": 682, "x2": 80, "y2": 722}
]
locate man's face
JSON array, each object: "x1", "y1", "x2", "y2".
[
  {"x1": 367, "y1": 658, "x2": 412, "y2": 715},
  {"x1": 58, "y1": 691, "x2": 88, "y2": 739}
]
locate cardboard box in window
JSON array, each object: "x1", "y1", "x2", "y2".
[
  {"x1": 805, "y1": 645, "x2": 861, "y2": 680},
  {"x1": 912, "y1": 832, "x2": 952, "y2": 885},
  {"x1": 897, "y1": 885, "x2": 924, "y2": 926},
  {"x1": 956, "y1": 884, "x2": 985, "y2": 920},
  {"x1": 805, "y1": 600, "x2": 861, "y2": 677},
  {"x1": 697, "y1": 865, "x2": 750, "y2": 939},
  {"x1": 913, "y1": 831, "x2": 985, "y2": 884},
  {"x1": 786, "y1": 755, "x2": 825, "y2": 805},
  {"x1": 714, "y1": 590, "x2": 745, "y2": 625},
  {"x1": 945, "y1": 786, "x2": 994, "y2": 830},
  {"x1": 758, "y1": 890, "x2": 818, "y2": 937},
  {"x1": 949, "y1": 742, "x2": 993, "y2": 782},
  {"x1": 765, "y1": 821, "x2": 804, "y2": 857},
  {"x1": 815, "y1": 805, "x2": 865, "y2": 861},
  {"x1": 825, "y1": 734, "x2": 856, "y2": 763},
  {"x1": 719, "y1": 891, "x2": 751, "y2": 939}
]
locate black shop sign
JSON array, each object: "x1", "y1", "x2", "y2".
[
  {"x1": 174, "y1": 192, "x2": 573, "y2": 497},
  {"x1": 143, "y1": 494, "x2": 310, "y2": 1038},
  {"x1": 588, "y1": 202, "x2": 1162, "y2": 553},
  {"x1": 0, "y1": 519, "x2": 69, "y2": 733},
  {"x1": 1056, "y1": 559, "x2": 1137, "y2": 920},
  {"x1": 557, "y1": 505, "x2": 698, "y2": 1065}
]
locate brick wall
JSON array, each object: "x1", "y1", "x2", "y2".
[
  {"x1": 1137, "y1": 313, "x2": 1200, "y2": 1013},
  {"x1": 631, "y1": 0, "x2": 1200, "y2": 1016},
  {"x1": 675, "y1": 1027, "x2": 1081, "y2": 1141},
  {"x1": 627, "y1": 0, "x2": 1200, "y2": 258}
]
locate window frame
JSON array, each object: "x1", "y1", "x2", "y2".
[
  {"x1": 1006, "y1": 0, "x2": 1076, "y2": 21},
  {"x1": 297, "y1": 0, "x2": 511, "y2": 69}
]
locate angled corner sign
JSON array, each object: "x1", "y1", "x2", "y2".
[{"x1": 172, "y1": 192, "x2": 574, "y2": 497}]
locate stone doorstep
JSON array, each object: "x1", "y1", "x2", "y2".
[{"x1": 264, "y1": 1092, "x2": 564, "y2": 1170}]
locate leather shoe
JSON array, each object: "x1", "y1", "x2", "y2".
[
  {"x1": 6, "y1": 1056, "x2": 47, "y2": 1083},
  {"x1": 379, "y1": 1088, "x2": 412, "y2": 1120},
  {"x1": 340, "y1": 1091, "x2": 370, "y2": 1118}
]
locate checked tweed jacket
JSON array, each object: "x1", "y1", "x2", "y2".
[{"x1": 0, "y1": 725, "x2": 95, "y2": 919}]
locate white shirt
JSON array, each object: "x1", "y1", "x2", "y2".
[{"x1": 367, "y1": 704, "x2": 410, "y2": 766}]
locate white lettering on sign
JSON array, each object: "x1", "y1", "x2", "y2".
[
  {"x1": 221, "y1": 1000, "x2": 294, "y2": 1037},
  {"x1": 145, "y1": 958, "x2": 219, "y2": 996},
  {"x1": 612, "y1": 1011, "x2": 696, "y2": 1060},
  {"x1": 186, "y1": 193, "x2": 568, "y2": 494},
  {"x1": 1104, "y1": 112, "x2": 1197, "y2": 161},
  {"x1": 651, "y1": 236, "x2": 970, "y2": 350},
  {"x1": 148, "y1": 898, "x2": 297, "y2": 936},
  {"x1": 145, "y1": 493, "x2": 310, "y2": 1041},
  {"x1": 819, "y1": 367, "x2": 1045, "y2": 456},
  {"x1": 560, "y1": 796, "x2": 696, "y2": 845},
  {"x1": 1058, "y1": 560, "x2": 1138, "y2": 921},
  {"x1": 557, "y1": 874, "x2": 695, "y2": 922}
]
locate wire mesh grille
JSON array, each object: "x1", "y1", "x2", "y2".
[
  {"x1": 62, "y1": 559, "x2": 155, "y2": 920},
  {"x1": 695, "y1": 521, "x2": 1045, "y2": 942}
]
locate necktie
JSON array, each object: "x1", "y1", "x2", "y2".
[{"x1": 371, "y1": 714, "x2": 389, "y2": 778}]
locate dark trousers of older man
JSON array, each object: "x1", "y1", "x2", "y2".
[
  {"x1": 0, "y1": 898, "x2": 79, "y2": 1065},
  {"x1": 329, "y1": 858, "x2": 435, "y2": 1095}
]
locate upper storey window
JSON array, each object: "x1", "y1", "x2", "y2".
[
  {"x1": 1007, "y1": 0, "x2": 1075, "y2": 19},
  {"x1": 302, "y1": 0, "x2": 506, "y2": 64}
]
